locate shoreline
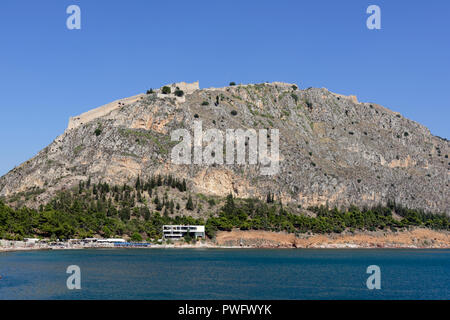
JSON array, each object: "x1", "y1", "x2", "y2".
[
  {"x1": 1, "y1": 227, "x2": 449, "y2": 252},
  {"x1": 1, "y1": 244, "x2": 449, "y2": 253},
  {"x1": 215, "y1": 228, "x2": 450, "y2": 249}
]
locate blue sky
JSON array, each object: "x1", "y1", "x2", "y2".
[{"x1": 0, "y1": 0, "x2": 449, "y2": 176}]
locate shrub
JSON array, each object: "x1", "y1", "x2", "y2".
[
  {"x1": 161, "y1": 86, "x2": 171, "y2": 94},
  {"x1": 146, "y1": 89, "x2": 154, "y2": 94},
  {"x1": 131, "y1": 232, "x2": 143, "y2": 242},
  {"x1": 184, "y1": 231, "x2": 193, "y2": 243},
  {"x1": 231, "y1": 110, "x2": 238, "y2": 116},
  {"x1": 201, "y1": 101, "x2": 209, "y2": 106},
  {"x1": 194, "y1": 114, "x2": 199, "y2": 118},
  {"x1": 174, "y1": 89, "x2": 184, "y2": 97},
  {"x1": 229, "y1": 82, "x2": 236, "y2": 86},
  {"x1": 292, "y1": 85, "x2": 298, "y2": 90},
  {"x1": 291, "y1": 93, "x2": 298, "y2": 103},
  {"x1": 94, "y1": 128, "x2": 102, "y2": 136}
]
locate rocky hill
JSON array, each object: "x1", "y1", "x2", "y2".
[{"x1": 0, "y1": 81, "x2": 448, "y2": 215}]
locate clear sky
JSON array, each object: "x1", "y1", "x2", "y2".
[{"x1": 0, "y1": 0, "x2": 449, "y2": 176}]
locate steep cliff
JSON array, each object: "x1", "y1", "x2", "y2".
[{"x1": 0, "y1": 82, "x2": 448, "y2": 214}]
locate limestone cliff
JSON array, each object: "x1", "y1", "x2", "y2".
[{"x1": 0, "y1": 81, "x2": 448, "y2": 214}]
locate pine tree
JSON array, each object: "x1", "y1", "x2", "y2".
[
  {"x1": 186, "y1": 195, "x2": 194, "y2": 211},
  {"x1": 157, "y1": 175, "x2": 162, "y2": 186},
  {"x1": 153, "y1": 194, "x2": 160, "y2": 205},
  {"x1": 169, "y1": 200, "x2": 175, "y2": 214},
  {"x1": 135, "y1": 176, "x2": 141, "y2": 190},
  {"x1": 223, "y1": 193, "x2": 235, "y2": 215},
  {"x1": 150, "y1": 176, "x2": 156, "y2": 189}
]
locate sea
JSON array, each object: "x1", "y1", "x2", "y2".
[{"x1": 0, "y1": 248, "x2": 448, "y2": 300}]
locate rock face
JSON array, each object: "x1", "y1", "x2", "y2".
[{"x1": 0, "y1": 81, "x2": 449, "y2": 214}]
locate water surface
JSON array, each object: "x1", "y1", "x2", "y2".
[{"x1": 0, "y1": 249, "x2": 448, "y2": 299}]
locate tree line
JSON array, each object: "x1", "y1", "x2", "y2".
[{"x1": 0, "y1": 177, "x2": 448, "y2": 241}]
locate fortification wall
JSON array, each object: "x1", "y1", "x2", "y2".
[
  {"x1": 67, "y1": 94, "x2": 144, "y2": 130},
  {"x1": 172, "y1": 81, "x2": 199, "y2": 94},
  {"x1": 67, "y1": 82, "x2": 198, "y2": 130}
]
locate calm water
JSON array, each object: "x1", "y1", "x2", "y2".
[{"x1": 0, "y1": 249, "x2": 448, "y2": 300}]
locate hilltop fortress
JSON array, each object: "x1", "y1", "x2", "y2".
[
  {"x1": 1, "y1": 80, "x2": 448, "y2": 214},
  {"x1": 67, "y1": 81, "x2": 200, "y2": 130},
  {"x1": 67, "y1": 81, "x2": 363, "y2": 131}
]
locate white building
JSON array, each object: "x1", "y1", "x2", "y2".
[
  {"x1": 97, "y1": 238, "x2": 126, "y2": 243},
  {"x1": 163, "y1": 225, "x2": 205, "y2": 240},
  {"x1": 24, "y1": 238, "x2": 40, "y2": 244}
]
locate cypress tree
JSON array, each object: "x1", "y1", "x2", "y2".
[{"x1": 186, "y1": 195, "x2": 194, "y2": 211}]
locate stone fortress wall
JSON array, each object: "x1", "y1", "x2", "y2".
[
  {"x1": 67, "y1": 81, "x2": 200, "y2": 130},
  {"x1": 67, "y1": 81, "x2": 366, "y2": 131},
  {"x1": 156, "y1": 81, "x2": 200, "y2": 102},
  {"x1": 67, "y1": 94, "x2": 144, "y2": 130}
]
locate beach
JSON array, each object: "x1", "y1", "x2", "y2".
[{"x1": 1, "y1": 227, "x2": 449, "y2": 252}]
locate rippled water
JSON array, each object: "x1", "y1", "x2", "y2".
[{"x1": 0, "y1": 248, "x2": 448, "y2": 299}]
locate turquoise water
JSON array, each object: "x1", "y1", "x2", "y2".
[{"x1": 0, "y1": 249, "x2": 448, "y2": 300}]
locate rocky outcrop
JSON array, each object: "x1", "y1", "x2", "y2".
[{"x1": 0, "y1": 82, "x2": 449, "y2": 214}]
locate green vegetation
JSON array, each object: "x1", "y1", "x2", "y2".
[
  {"x1": 205, "y1": 195, "x2": 449, "y2": 238},
  {"x1": 131, "y1": 232, "x2": 143, "y2": 242},
  {"x1": 0, "y1": 175, "x2": 195, "y2": 241},
  {"x1": 118, "y1": 128, "x2": 176, "y2": 155},
  {"x1": 229, "y1": 82, "x2": 236, "y2": 86},
  {"x1": 161, "y1": 86, "x2": 171, "y2": 94},
  {"x1": 201, "y1": 101, "x2": 209, "y2": 106},
  {"x1": 186, "y1": 195, "x2": 194, "y2": 211},
  {"x1": 305, "y1": 99, "x2": 313, "y2": 110},
  {"x1": 183, "y1": 230, "x2": 193, "y2": 243},
  {"x1": 146, "y1": 89, "x2": 154, "y2": 94},
  {"x1": 174, "y1": 89, "x2": 184, "y2": 97},
  {"x1": 73, "y1": 145, "x2": 84, "y2": 155},
  {"x1": 291, "y1": 93, "x2": 298, "y2": 103},
  {"x1": 94, "y1": 128, "x2": 102, "y2": 136},
  {"x1": 1, "y1": 180, "x2": 448, "y2": 241}
]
